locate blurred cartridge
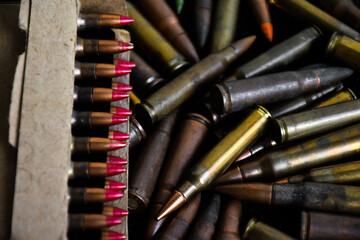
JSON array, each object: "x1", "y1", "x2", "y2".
[{"x1": 244, "y1": 218, "x2": 295, "y2": 240}]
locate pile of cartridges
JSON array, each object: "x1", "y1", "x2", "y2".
[{"x1": 125, "y1": 0, "x2": 360, "y2": 239}]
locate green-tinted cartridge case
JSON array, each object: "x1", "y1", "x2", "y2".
[
  {"x1": 145, "y1": 113, "x2": 212, "y2": 239},
  {"x1": 301, "y1": 211, "x2": 360, "y2": 240},
  {"x1": 326, "y1": 32, "x2": 360, "y2": 71},
  {"x1": 126, "y1": 1, "x2": 189, "y2": 76},
  {"x1": 211, "y1": 67, "x2": 352, "y2": 115},
  {"x1": 216, "y1": 123, "x2": 360, "y2": 185},
  {"x1": 244, "y1": 218, "x2": 295, "y2": 240},
  {"x1": 128, "y1": 115, "x2": 147, "y2": 150},
  {"x1": 156, "y1": 193, "x2": 202, "y2": 240},
  {"x1": 210, "y1": 0, "x2": 240, "y2": 53},
  {"x1": 128, "y1": 109, "x2": 179, "y2": 212},
  {"x1": 285, "y1": 160, "x2": 360, "y2": 185},
  {"x1": 216, "y1": 182, "x2": 360, "y2": 215},
  {"x1": 187, "y1": 193, "x2": 221, "y2": 240},
  {"x1": 225, "y1": 27, "x2": 322, "y2": 81},
  {"x1": 214, "y1": 199, "x2": 242, "y2": 240},
  {"x1": 316, "y1": 0, "x2": 360, "y2": 32},
  {"x1": 194, "y1": 0, "x2": 213, "y2": 51},
  {"x1": 130, "y1": 51, "x2": 167, "y2": 98},
  {"x1": 269, "y1": 0, "x2": 360, "y2": 41},
  {"x1": 272, "y1": 99, "x2": 360, "y2": 144},
  {"x1": 133, "y1": 36, "x2": 256, "y2": 133},
  {"x1": 312, "y1": 87, "x2": 357, "y2": 108}
]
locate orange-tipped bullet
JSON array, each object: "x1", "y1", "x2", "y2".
[
  {"x1": 68, "y1": 187, "x2": 124, "y2": 204},
  {"x1": 104, "y1": 180, "x2": 127, "y2": 191},
  {"x1": 68, "y1": 214, "x2": 122, "y2": 230},
  {"x1": 103, "y1": 206, "x2": 128, "y2": 218},
  {"x1": 112, "y1": 82, "x2": 133, "y2": 92},
  {"x1": 71, "y1": 111, "x2": 127, "y2": 129},
  {"x1": 110, "y1": 106, "x2": 132, "y2": 116},
  {"x1": 74, "y1": 62, "x2": 131, "y2": 81},
  {"x1": 107, "y1": 155, "x2": 128, "y2": 166},
  {"x1": 114, "y1": 59, "x2": 136, "y2": 68},
  {"x1": 68, "y1": 162, "x2": 125, "y2": 179},
  {"x1": 73, "y1": 86, "x2": 128, "y2": 107},
  {"x1": 77, "y1": 13, "x2": 134, "y2": 31},
  {"x1": 249, "y1": 0, "x2": 273, "y2": 42},
  {"x1": 71, "y1": 137, "x2": 126, "y2": 154},
  {"x1": 76, "y1": 37, "x2": 134, "y2": 56}
]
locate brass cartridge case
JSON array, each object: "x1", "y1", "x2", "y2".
[
  {"x1": 225, "y1": 27, "x2": 322, "y2": 81},
  {"x1": 272, "y1": 99, "x2": 360, "y2": 144},
  {"x1": 269, "y1": 0, "x2": 360, "y2": 41},
  {"x1": 194, "y1": 0, "x2": 213, "y2": 50},
  {"x1": 145, "y1": 113, "x2": 212, "y2": 239},
  {"x1": 244, "y1": 218, "x2": 295, "y2": 240},
  {"x1": 301, "y1": 211, "x2": 360, "y2": 240},
  {"x1": 214, "y1": 199, "x2": 242, "y2": 240},
  {"x1": 212, "y1": 67, "x2": 353, "y2": 115},
  {"x1": 210, "y1": 0, "x2": 240, "y2": 53},
  {"x1": 128, "y1": 109, "x2": 179, "y2": 212},
  {"x1": 187, "y1": 193, "x2": 221, "y2": 240},
  {"x1": 326, "y1": 32, "x2": 360, "y2": 71},
  {"x1": 133, "y1": 36, "x2": 256, "y2": 133},
  {"x1": 312, "y1": 88, "x2": 357, "y2": 108},
  {"x1": 126, "y1": 1, "x2": 189, "y2": 76},
  {"x1": 286, "y1": 160, "x2": 360, "y2": 185}
]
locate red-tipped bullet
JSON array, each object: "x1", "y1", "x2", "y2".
[
  {"x1": 77, "y1": 14, "x2": 134, "y2": 31},
  {"x1": 109, "y1": 130, "x2": 130, "y2": 141},
  {"x1": 103, "y1": 231, "x2": 127, "y2": 240},
  {"x1": 103, "y1": 205, "x2": 129, "y2": 217},
  {"x1": 117, "y1": 41, "x2": 134, "y2": 51},
  {"x1": 106, "y1": 164, "x2": 126, "y2": 176},
  {"x1": 106, "y1": 216, "x2": 122, "y2": 227},
  {"x1": 118, "y1": 15, "x2": 134, "y2": 26},
  {"x1": 68, "y1": 214, "x2": 122, "y2": 230},
  {"x1": 111, "y1": 114, "x2": 127, "y2": 125},
  {"x1": 112, "y1": 82, "x2": 133, "y2": 92},
  {"x1": 110, "y1": 106, "x2": 132, "y2": 116},
  {"x1": 115, "y1": 65, "x2": 132, "y2": 76},
  {"x1": 105, "y1": 180, "x2": 127, "y2": 191},
  {"x1": 87, "y1": 137, "x2": 126, "y2": 152},
  {"x1": 107, "y1": 155, "x2": 128, "y2": 166},
  {"x1": 112, "y1": 89, "x2": 129, "y2": 101},
  {"x1": 114, "y1": 59, "x2": 136, "y2": 68},
  {"x1": 105, "y1": 189, "x2": 124, "y2": 202}
]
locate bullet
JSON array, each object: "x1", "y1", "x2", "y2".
[
  {"x1": 211, "y1": 67, "x2": 353, "y2": 115},
  {"x1": 104, "y1": 180, "x2": 126, "y2": 191},
  {"x1": 224, "y1": 27, "x2": 322, "y2": 81},
  {"x1": 71, "y1": 137, "x2": 126, "y2": 154},
  {"x1": 131, "y1": 0, "x2": 199, "y2": 63},
  {"x1": 73, "y1": 86, "x2": 128, "y2": 107},
  {"x1": 74, "y1": 62, "x2": 131, "y2": 81},
  {"x1": 282, "y1": 160, "x2": 360, "y2": 185},
  {"x1": 145, "y1": 113, "x2": 212, "y2": 239},
  {"x1": 315, "y1": 0, "x2": 360, "y2": 32},
  {"x1": 210, "y1": 0, "x2": 240, "y2": 53},
  {"x1": 214, "y1": 198, "x2": 242, "y2": 240},
  {"x1": 68, "y1": 214, "x2": 121, "y2": 230},
  {"x1": 68, "y1": 202, "x2": 127, "y2": 216},
  {"x1": 187, "y1": 193, "x2": 221, "y2": 240},
  {"x1": 129, "y1": 51, "x2": 167, "y2": 98},
  {"x1": 269, "y1": 0, "x2": 360, "y2": 41},
  {"x1": 128, "y1": 109, "x2": 179, "y2": 212},
  {"x1": 194, "y1": 0, "x2": 212, "y2": 50},
  {"x1": 68, "y1": 230, "x2": 126, "y2": 240},
  {"x1": 156, "y1": 106, "x2": 270, "y2": 220},
  {"x1": 217, "y1": 182, "x2": 360, "y2": 215},
  {"x1": 133, "y1": 36, "x2": 256, "y2": 133},
  {"x1": 126, "y1": 1, "x2": 190, "y2": 76},
  {"x1": 249, "y1": 0, "x2": 273, "y2": 42},
  {"x1": 102, "y1": 206, "x2": 128, "y2": 218},
  {"x1": 113, "y1": 59, "x2": 136, "y2": 69},
  {"x1": 235, "y1": 134, "x2": 276, "y2": 162},
  {"x1": 111, "y1": 82, "x2": 133, "y2": 92},
  {"x1": 71, "y1": 111, "x2": 127, "y2": 129},
  {"x1": 106, "y1": 155, "x2": 128, "y2": 166},
  {"x1": 312, "y1": 87, "x2": 357, "y2": 108},
  {"x1": 77, "y1": 13, "x2": 134, "y2": 31},
  {"x1": 272, "y1": 99, "x2": 360, "y2": 144},
  {"x1": 68, "y1": 162, "x2": 125, "y2": 180},
  {"x1": 326, "y1": 32, "x2": 360, "y2": 71},
  {"x1": 215, "y1": 123, "x2": 360, "y2": 185},
  {"x1": 68, "y1": 187, "x2": 124, "y2": 205},
  {"x1": 244, "y1": 218, "x2": 295, "y2": 240},
  {"x1": 76, "y1": 37, "x2": 134, "y2": 57},
  {"x1": 156, "y1": 193, "x2": 201, "y2": 240},
  {"x1": 301, "y1": 211, "x2": 360, "y2": 240},
  {"x1": 110, "y1": 106, "x2": 132, "y2": 116}
]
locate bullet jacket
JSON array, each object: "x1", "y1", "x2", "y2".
[
  {"x1": 244, "y1": 218, "x2": 295, "y2": 240},
  {"x1": 214, "y1": 198, "x2": 242, "y2": 240},
  {"x1": 194, "y1": 0, "x2": 213, "y2": 50}
]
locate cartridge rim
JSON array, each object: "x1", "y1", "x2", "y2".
[{"x1": 325, "y1": 32, "x2": 341, "y2": 59}]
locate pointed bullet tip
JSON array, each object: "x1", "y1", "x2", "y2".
[
  {"x1": 114, "y1": 59, "x2": 136, "y2": 68},
  {"x1": 111, "y1": 130, "x2": 130, "y2": 141},
  {"x1": 119, "y1": 16, "x2": 134, "y2": 25},
  {"x1": 118, "y1": 41, "x2": 134, "y2": 51},
  {"x1": 106, "y1": 216, "x2": 122, "y2": 227},
  {"x1": 156, "y1": 190, "x2": 186, "y2": 220},
  {"x1": 106, "y1": 231, "x2": 127, "y2": 240},
  {"x1": 107, "y1": 164, "x2": 126, "y2": 176},
  {"x1": 106, "y1": 180, "x2": 126, "y2": 191},
  {"x1": 113, "y1": 207, "x2": 129, "y2": 217},
  {"x1": 110, "y1": 106, "x2": 132, "y2": 116},
  {"x1": 107, "y1": 155, "x2": 128, "y2": 165},
  {"x1": 112, "y1": 82, "x2": 133, "y2": 92},
  {"x1": 115, "y1": 66, "x2": 131, "y2": 76},
  {"x1": 112, "y1": 90, "x2": 129, "y2": 101},
  {"x1": 261, "y1": 23, "x2": 273, "y2": 42},
  {"x1": 105, "y1": 189, "x2": 124, "y2": 201},
  {"x1": 109, "y1": 140, "x2": 126, "y2": 151},
  {"x1": 112, "y1": 114, "x2": 127, "y2": 125}
]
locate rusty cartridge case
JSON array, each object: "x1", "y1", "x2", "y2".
[
  {"x1": 156, "y1": 193, "x2": 202, "y2": 240},
  {"x1": 211, "y1": 67, "x2": 353, "y2": 115},
  {"x1": 225, "y1": 27, "x2": 322, "y2": 81},
  {"x1": 133, "y1": 36, "x2": 256, "y2": 133},
  {"x1": 128, "y1": 116, "x2": 147, "y2": 150},
  {"x1": 210, "y1": 0, "x2": 240, "y2": 53},
  {"x1": 145, "y1": 113, "x2": 212, "y2": 239},
  {"x1": 312, "y1": 87, "x2": 357, "y2": 108},
  {"x1": 126, "y1": 2, "x2": 189, "y2": 76},
  {"x1": 269, "y1": 0, "x2": 360, "y2": 41},
  {"x1": 316, "y1": 0, "x2": 360, "y2": 32},
  {"x1": 216, "y1": 123, "x2": 360, "y2": 185},
  {"x1": 128, "y1": 109, "x2": 179, "y2": 212},
  {"x1": 130, "y1": 51, "x2": 167, "y2": 98},
  {"x1": 272, "y1": 99, "x2": 360, "y2": 144},
  {"x1": 131, "y1": 0, "x2": 199, "y2": 63},
  {"x1": 301, "y1": 211, "x2": 360, "y2": 240},
  {"x1": 286, "y1": 160, "x2": 360, "y2": 185},
  {"x1": 244, "y1": 218, "x2": 295, "y2": 240},
  {"x1": 194, "y1": 0, "x2": 213, "y2": 50},
  {"x1": 214, "y1": 199, "x2": 242, "y2": 240},
  {"x1": 187, "y1": 193, "x2": 221, "y2": 240},
  {"x1": 326, "y1": 32, "x2": 360, "y2": 71}
]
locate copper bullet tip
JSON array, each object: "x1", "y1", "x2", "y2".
[
  {"x1": 112, "y1": 82, "x2": 133, "y2": 92},
  {"x1": 156, "y1": 190, "x2": 186, "y2": 220}
]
